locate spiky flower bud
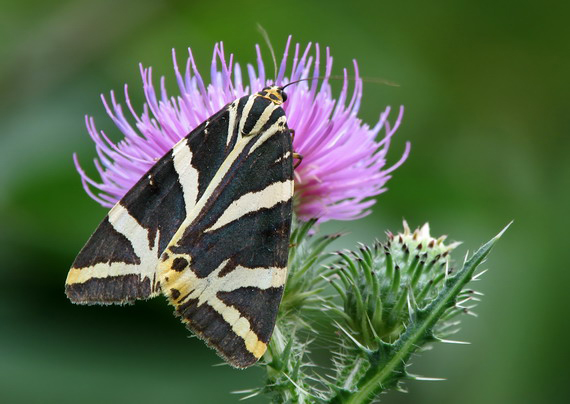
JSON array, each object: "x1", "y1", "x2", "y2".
[
  {"x1": 324, "y1": 221, "x2": 507, "y2": 402},
  {"x1": 331, "y1": 221, "x2": 461, "y2": 348}
]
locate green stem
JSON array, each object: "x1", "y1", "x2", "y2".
[{"x1": 265, "y1": 325, "x2": 300, "y2": 403}]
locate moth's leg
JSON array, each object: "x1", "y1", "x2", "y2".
[
  {"x1": 289, "y1": 129, "x2": 303, "y2": 168},
  {"x1": 293, "y1": 152, "x2": 303, "y2": 169}
]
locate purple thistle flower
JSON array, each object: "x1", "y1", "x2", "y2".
[{"x1": 74, "y1": 36, "x2": 410, "y2": 222}]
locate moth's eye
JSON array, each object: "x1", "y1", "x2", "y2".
[{"x1": 281, "y1": 91, "x2": 288, "y2": 103}]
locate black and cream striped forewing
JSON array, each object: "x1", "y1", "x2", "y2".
[
  {"x1": 66, "y1": 91, "x2": 294, "y2": 368},
  {"x1": 158, "y1": 94, "x2": 294, "y2": 368}
]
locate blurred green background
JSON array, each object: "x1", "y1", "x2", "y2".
[{"x1": 1, "y1": 0, "x2": 567, "y2": 403}]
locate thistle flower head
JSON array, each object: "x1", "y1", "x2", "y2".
[{"x1": 74, "y1": 36, "x2": 409, "y2": 222}]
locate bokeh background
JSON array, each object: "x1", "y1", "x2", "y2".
[{"x1": 1, "y1": 1, "x2": 567, "y2": 403}]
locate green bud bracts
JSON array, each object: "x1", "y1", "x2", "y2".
[{"x1": 331, "y1": 221, "x2": 461, "y2": 348}]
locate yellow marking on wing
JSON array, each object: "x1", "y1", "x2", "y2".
[
  {"x1": 160, "y1": 259, "x2": 278, "y2": 357},
  {"x1": 159, "y1": 253, "x2": 196, "y2": 299},
  {"x1": 244, "y1": 332, "x2": 267, "y2": 358},
  {"x1": 208, "y1": 296, "x2": 267, "y2": 357}
]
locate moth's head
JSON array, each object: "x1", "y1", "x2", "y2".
[{"x1": 255, "y1": 86, "x2": 287, "y2": 105}]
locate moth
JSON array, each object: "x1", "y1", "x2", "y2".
[{"x1": 66, "y1": 85, "x2": 295, "y2": 368}]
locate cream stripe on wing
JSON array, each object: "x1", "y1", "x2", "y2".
[
  {"x1": 216, "y1": 265, "x2": 287, "y2": 290},
  {"x1": 247, "y1": 103, "x2": 275, "y2": 136},
  {"x1": 169, "y1": 261, "x2": 285, "y2": 305},
  {"x1": 238, "y1": 96, "x2": 257, "y2": 137},
  {"x1": 168, "y1": 137, "x2": 250, "y2": 234},
  {"x1": 247, "y1": 116, "x2": 287, "y2": 155},
  {"x1": 207, "y1": 295, "x2": 267, "y2": 358},
  {"x1": 172, "y1": 139, "x2": 199, "y2": 211},
  {"x1": 67, "y1": 262, "x2": 141, "y2": 284},
  {"x1": 205, "y1": 179, "x2": 293, "y2": 233},
  {"x1": 75, "y1": 204, "x2": 159, "y2": 281},
  {"x1": 67, "y1": 205, "x2": 160, "y2": 287},
  {"x1": 162, "y1": 126, "x2": 258, "y2": 245},
  {"x1": 226, "y1": 102, "x2": 238, "y2": 145},
  {"x1": 274, "y1": 151, "x2": 291, "y2": 164},
  {"x1": 108, "y1": 204, "x2": 159, "y2": 261},
  {"x1": 165, "y1": 260, "x2": 278, "y2": 358},
  {"x1": 162, "y1": 96, "x2": 284, "y2": 245}
]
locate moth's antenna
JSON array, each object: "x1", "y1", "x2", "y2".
[
  {"x1": 281, "y1": 76, "x2": 400, "y2": 90},
  {"x1": 352, "y1": 76, "x2": 400, "y2": 87},
  {"x1": 257, "y1": 24, "x2": 278, "y2": 81},
  {"x1": 281, "y1": 77, "x2": 314, "y2": 90}
]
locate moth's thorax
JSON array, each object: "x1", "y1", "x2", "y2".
[
  {"x1": 237, "y1": 88, "x2": 288, "y2": 138},
  {"x1": 255, "y1": 86, "x2": 287, "y2": 105}
]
